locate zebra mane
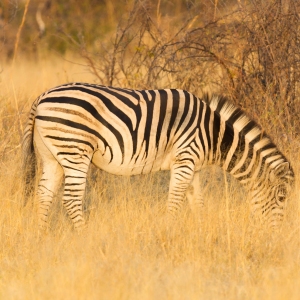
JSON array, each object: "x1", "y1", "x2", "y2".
[{"x1": 203, "y1": 93, "x2": 270, "y2": 145}]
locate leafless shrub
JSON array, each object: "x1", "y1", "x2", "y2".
[
  {"x1": 75, "y1": 0, "x2": 299, "y2": 147},
  {"x1": 77, "y1": 1, "x2": 233, "y2": 91},
  {"x1": 4, "y1": 1, "x2": 297, "y2": 148},
  {"x1": 227, "y1": 0, "x2": 300, "y2": 141}
]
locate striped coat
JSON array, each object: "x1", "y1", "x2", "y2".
[{"x1": 22, "y1": 83, "x2": 294, "y2": 229}]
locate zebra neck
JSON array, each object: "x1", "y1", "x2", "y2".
[
  {"x1": 205, "y1": 102, "x2": 279, "y2": 190},
  {"x1": 215, "y1": 130, "x2": 281, "y2": 191}
]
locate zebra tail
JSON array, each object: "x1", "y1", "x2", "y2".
[{"x1": 22, "y1": 100, "x2": 38, "y2": 201}]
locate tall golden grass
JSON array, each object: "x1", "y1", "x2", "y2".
[{"x1": 0, "y1": 56, "x2": 299, "y2": 299}]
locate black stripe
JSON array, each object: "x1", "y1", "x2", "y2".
[
  {"x1": 189, "y1": 143, "x2": 200, "y2": 159},
  {"x1": 215, "y1": 97, "x2": 226, "y2": 113},
  {"x1": 220, "y1": 122, "x2": 234, "y2": 166},
  {"x1": 227, "y1": 131, "x2": 248, "y2": 173},
  {"x1": 54, "y1": 145, "x2": 86, "y2": 151},
  {"x1": 212, "y1": 109, "x2": 220, "y2": 163},
  {"x1": 177, "y1": 128, "x2": 197, "y2": 149},
  {"x1": 155, "y1": 90, "x2": 168, "y2": 148},
  {"x1": 197, "y1": 101, "x2": 205, "y2": 154},
  {"x1": 45, "y1": 135, "x2": 94, "y2": 150},
  {"x1": 167, "y1": 90, "x2": 180, "y2": 143},
  {"x1": 227, "y1": 107, "x2": 244, "y2": 124},
  {"x1": 63, "y1": 159, "x2": 88, "y2": 165},
  {"x1": 63, "y1": 194, "x2": 82, "y2": 198},
  {"x1": 80, "y1": 84, "x2": 140, "y2": 101},
  {"x1": 96, "y1": 86, "x2": 139, "y2": 108},
  {"x1": 141, "y1": 90, "x2": 155, "y2": 157},
  {"x1": 62, "y1": 165, "x2": 86, "y2": 173},
  {"x1": 57, "y1": 152, "x2": 89, "y2": 159},
  {"x1": 174, "y1": 90, "x2": 190, "y2": 135},
  {"x1": 237, "y1": 138, "x2": 258, "y2": 174},
  {"x1": 174, "y1": 157, "x2": 195, "y2": 165},
  {"x1": 203, "y1": 104, "x2": 212, "y2": 153},
  {"x1": 131, "y1": 94, "x2": 142, "y2": 158}
]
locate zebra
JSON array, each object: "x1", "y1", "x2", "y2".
[{"x1": 22, "y1": 83, "x2": 294, "y2": 230}]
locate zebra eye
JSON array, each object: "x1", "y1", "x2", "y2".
[{"x1": 276, "y1": 185, "x2": 287, "y2": 202}]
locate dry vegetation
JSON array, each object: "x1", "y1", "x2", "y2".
[{"x1": 0, "y1": 0, "x2": 300, "y2": 299}]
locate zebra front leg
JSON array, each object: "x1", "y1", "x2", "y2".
[
  {"x1": 186, "y1": 171, "x2": 204, "y2": 212},
  {"x1": 167, "y1": 158, "x2": 195, "y2": 218}
]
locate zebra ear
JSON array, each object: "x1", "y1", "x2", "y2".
[{"x1": 269, "y1": 162, "x2": 290, "y2": 182}]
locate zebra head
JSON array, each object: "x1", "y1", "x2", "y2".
[
  {"x1": 270, "y1": 161, "x2": 294, "y2": 200},
  {"x1": 251, "y1": 160, "x2": 294, "y2": 229}
]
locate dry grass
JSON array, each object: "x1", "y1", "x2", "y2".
[{"x1": 0, "y1": 57, "x2": 300, "y2": 300}]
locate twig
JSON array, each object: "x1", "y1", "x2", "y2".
[{"x1": 12, "y1": 0, "x2": 31, "y2": 66}]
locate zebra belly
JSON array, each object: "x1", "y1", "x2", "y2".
[{"x1": 92, "y1": 149, "x2": 172, "y2": 175}]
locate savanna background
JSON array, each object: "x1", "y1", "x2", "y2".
[{"x1": 0, "y1": 0, "x2": 300, "y2": 299}]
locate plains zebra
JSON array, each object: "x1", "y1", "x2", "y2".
[{"x1": 22, "y1": 83, "x2": 294, "y2": 230}]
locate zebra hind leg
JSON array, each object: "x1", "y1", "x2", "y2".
[
  {"x1": 61, "y1": 161, "x2": 91, "y2": 230},
  {"x1": 34, "y1": 129, "x2": 92, "y2": 230},
  {"x1": 34, "y1": 131, "x2": 64, "y2": 230}
]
